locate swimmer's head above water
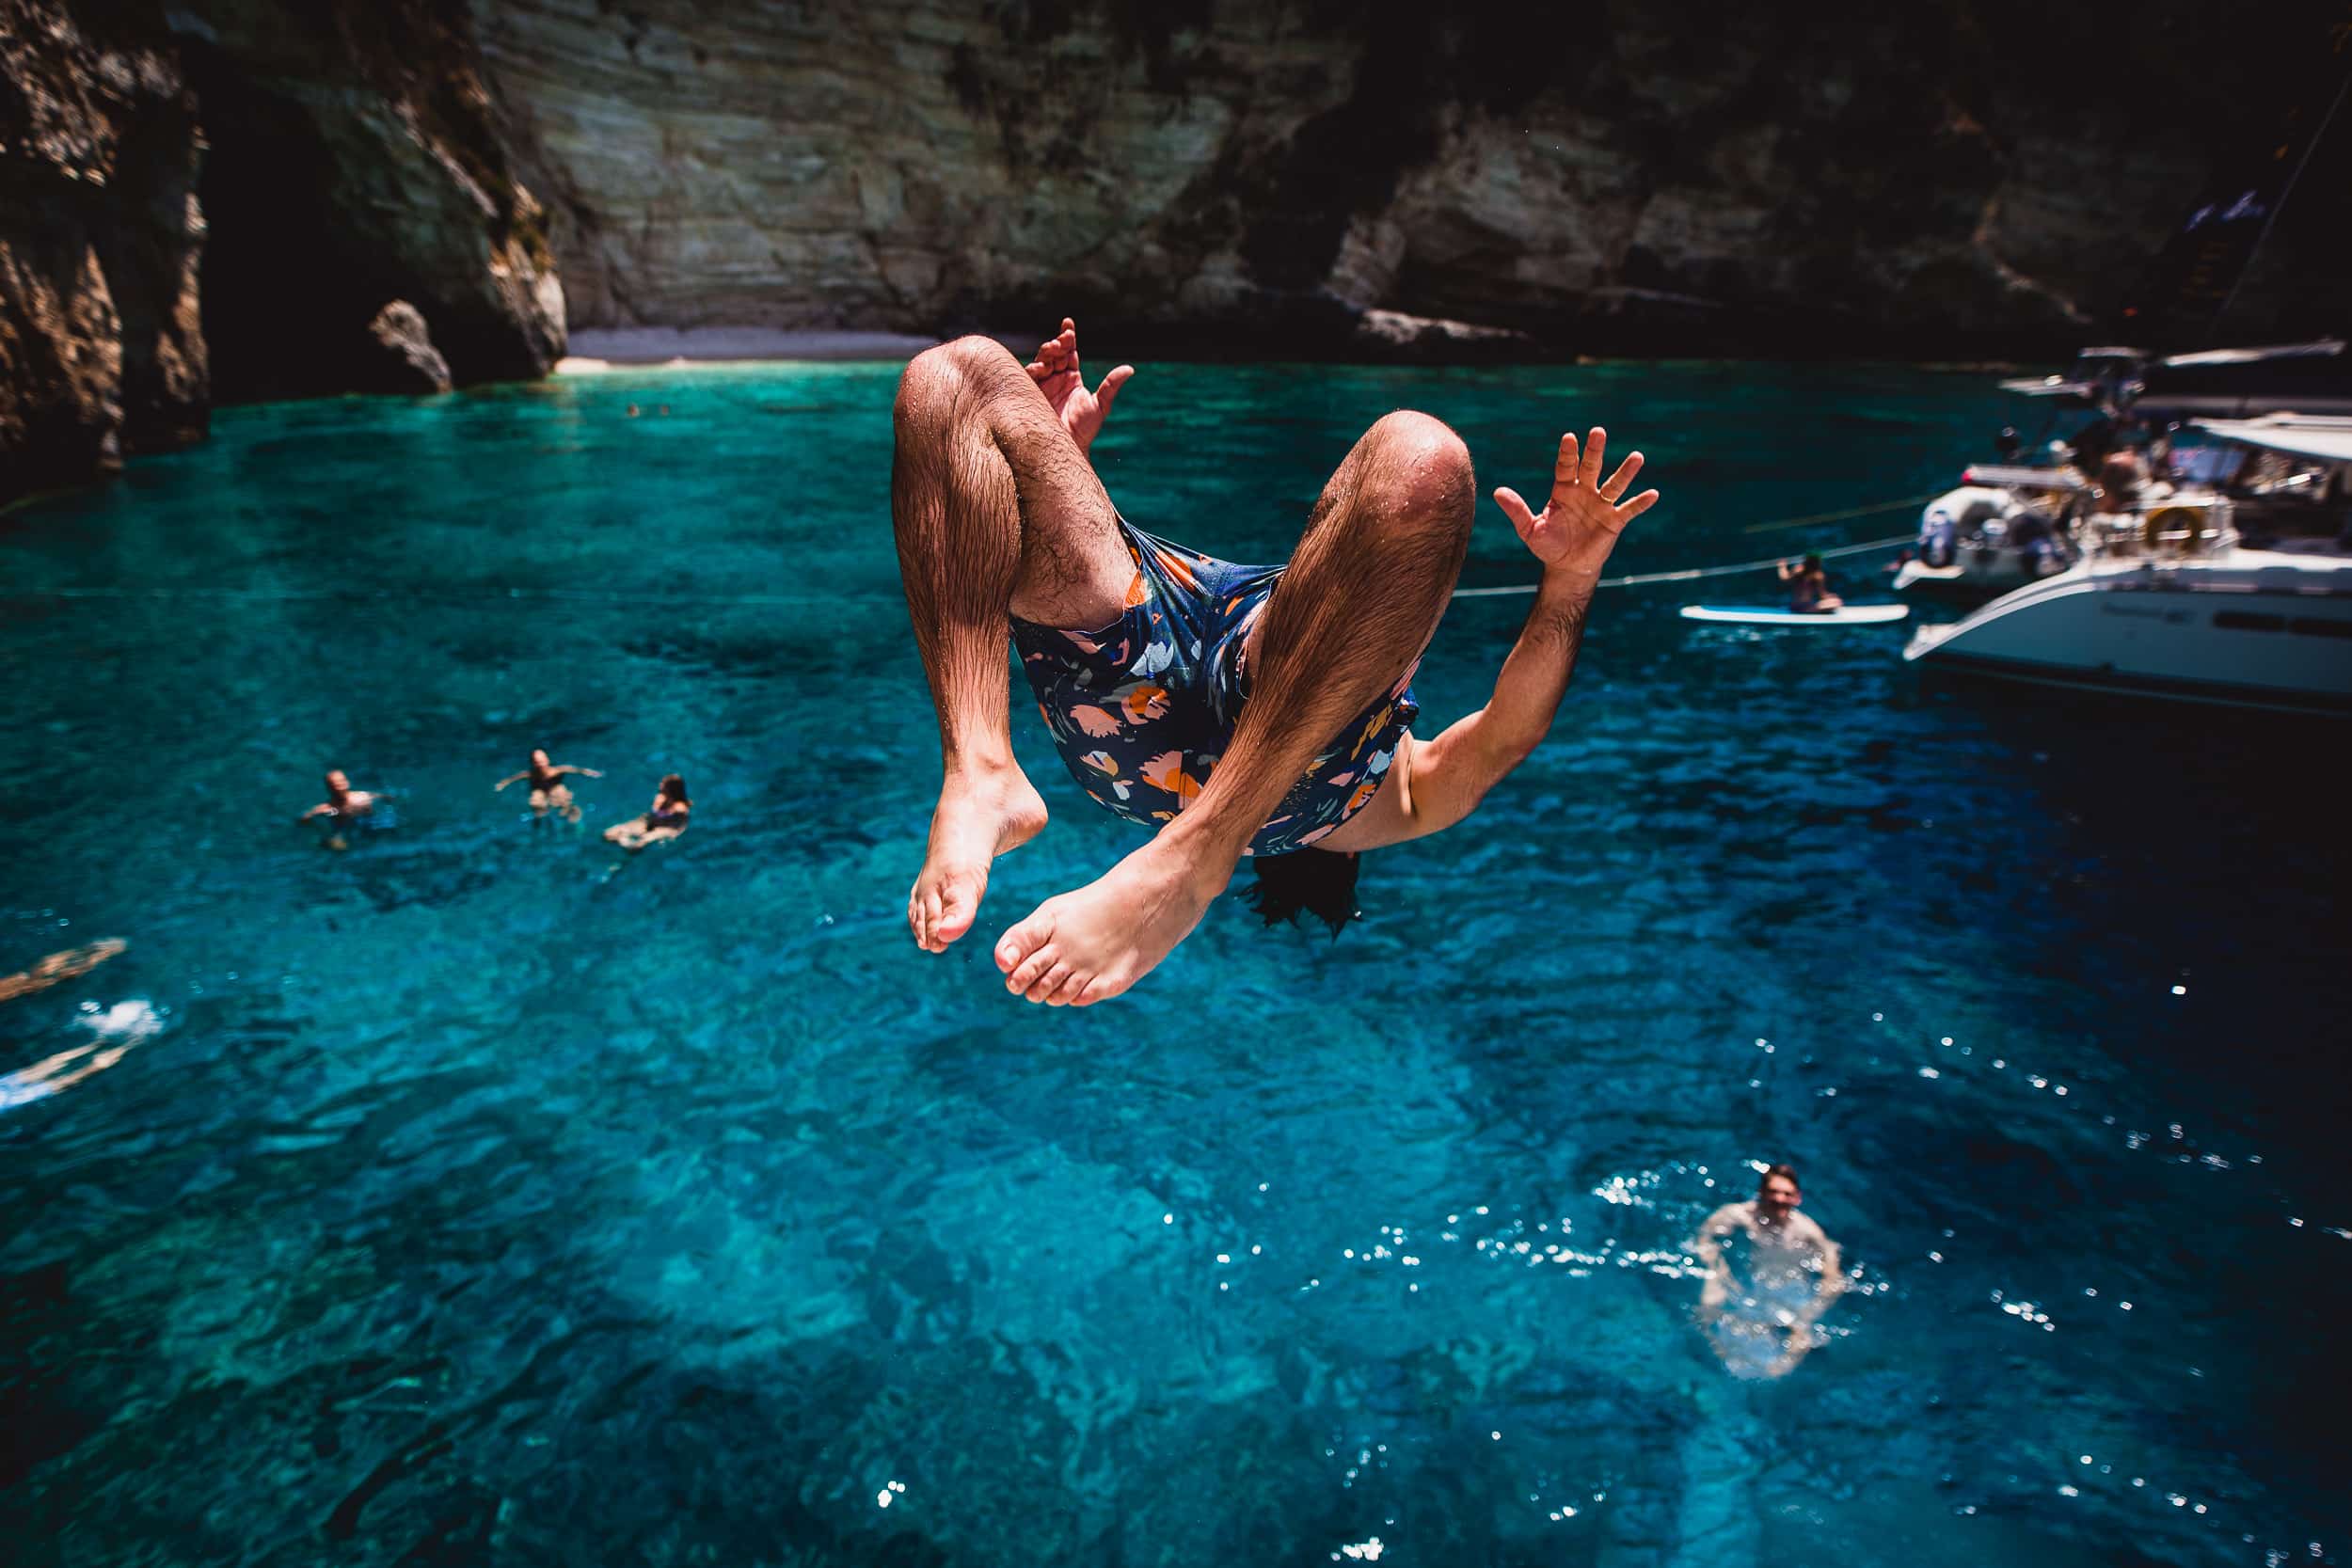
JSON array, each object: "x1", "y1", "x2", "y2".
[{"x1": 1757, "y1": 1163, "x2": 1802, "y2": 1221}]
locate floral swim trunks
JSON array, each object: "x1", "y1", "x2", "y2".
[{"x1": 1009, "y1": 516, "x2": 1420, "y2": 858}]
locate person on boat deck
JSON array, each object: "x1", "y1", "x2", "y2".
[
  {"x1": 1777, "y1": 553, "x2": 1844, "y2": 613},
  {"x1": 496, "y1": 748, "x2": 603, "y2": 823},
  {"x1": 893, "y1": 316, "x2": 1661, "y2": 1006},
  {"x1": 2093, "y1": 449, "x2": 2149, "y2": 515},
  {"x1": 1692, "y1": 1163, "x2": 1848, "y2": 1380},
  {"x1": 604, "y1": 773, "x2": 691, "y2": 850}
]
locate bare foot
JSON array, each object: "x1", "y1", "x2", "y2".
[
  {"x1": 911, "y1": 767, "x2": 1049, "y2": 952},
  {"x1": 994, "y1": 832, "x2": 1231, "y2": 1006}
]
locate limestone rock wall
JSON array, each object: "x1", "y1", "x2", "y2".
[
  {"x1": 478, "y1": 0, "x2": 2349, "y2": 355},
  {"x1": 1, "y1": 0, "x2": 563, "y2": 503},
  {"x1": 1, "y1": 0, "x2": 205, "y2": 501},
  {"x1": 173, "y1": 0, "x2": 564, "y2": 401}
]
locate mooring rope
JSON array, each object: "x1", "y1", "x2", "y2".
[
  {"x1": 1452, "y1": 530, "x2": 1917, "y2": 598},
  {"x1": 9, "y1": 499, "x2": 1930, "y2": 609}
]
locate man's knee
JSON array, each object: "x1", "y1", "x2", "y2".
[
  {"x1": 898, "y1": 336, "x2": 1018, "y2": 414},
  {"x1": 1362, "y1": 410, "x2": 1474, "y2": 532}
]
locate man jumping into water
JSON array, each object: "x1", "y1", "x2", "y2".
[{"x1": 895, "y1": 319, "x2": 1658, "y2": 1006}]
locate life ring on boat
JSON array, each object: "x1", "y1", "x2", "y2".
[{"x1": 2142, "y1": 504, "x2": 2208, "y2": 553}]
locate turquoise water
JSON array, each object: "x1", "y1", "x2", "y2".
[{"x1": 3, "y1": 361, "x2": 2346, "y2": 1567}]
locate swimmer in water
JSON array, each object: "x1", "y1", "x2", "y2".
[
  {"x1": 1692, "y1": 1163, "x2": 1847, "y2": 1379},
  {"x1": 297, "y1": 768, "x2": 376, "y2": 850},
  {"x1": 1776, "y1": 553, "x2": 1844, "y2": 613},
  {"x1": 0, "y1": 938, "x2": 126, "y2": 1005},
  {"x1": 1, "y1": 997, "x2": 159, "y2": 1110},
  {"x1": 0, "y1": 1041, "x2": 131, "y2": 1109},
  {"x1": 495, "y1": 748, "x2": 603, "y2": 823},
  {"x1": 603, "y1": 773, "x2": 691, "y2": 850},
  {"x1": 893, "y1": 316, "x2": 1660, "y2": 1005}
]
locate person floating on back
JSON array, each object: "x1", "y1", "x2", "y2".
[
  {"x1": 604, "y1": 773, "x2": 691, "y2": 850},
  {"x1": 1777, "y1": 553, "x2": 1844, "y2": 613},
  {"x1": 297, "y1": 768, "x2": 375, "y2": 850},
  {"x1": 1692, "y1": 1163, "x2": 1848, "y2": 1379},
  {"x1": 496, "y1": 748, "x2": 603, "y2": 823},
  {"x1": 891, "y1": 317, "x2": 1660, "y2": 1006},
  {"x1": 0, "y1": 938, "x2": 126, "y2": 1006}
]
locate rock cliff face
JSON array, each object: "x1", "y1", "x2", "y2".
[
  {"x1": 1, "y1": 0, "x2": 205, "y2": 501},
  {"x1": 1, "y1": 0, "x2": 562, "y2": 502},
  {"x1": 477, "y1": 0, "x2": 2350, "y2": 356},
  {"x1": 174, "y1": 0, "x2": 564, "y2": 402},
  {"x1": 6, "y1": 0, "x2": 2344, "y2": 502}
]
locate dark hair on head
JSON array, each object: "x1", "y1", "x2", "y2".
[
  {"x1": 1761, "y1": 1162, "x2": 1801, "y2": 1191},
  {"x1": 659, "y1": 773, "x2": 689, "y2": 803},
  {"x1": 1802, "y1": 553, "x2": 1823, "y2": 572},
  {"x1": 1244, "y1": 847, "x2": 1361, "y2": 936}
]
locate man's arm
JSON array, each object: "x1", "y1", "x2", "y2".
[
  {"x1": 1341, "y1": 428, "x2": 1657, "y2": 847},
  {"x1": 1796, "y1": 1218, "x2": 1848, "y2": 1322},
  {"x1": 1691, "y1": 1203, "x2": 1744, "y2": 1317}
]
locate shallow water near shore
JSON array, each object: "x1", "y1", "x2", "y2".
[{"x1": 2, "y1": 360, "x2": 2347, "y2": 1567}]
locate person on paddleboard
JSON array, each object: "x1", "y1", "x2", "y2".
[
  {"x1": 891, "y1": 316, "x2": 1661, "y2": 1005},
  {"x1": 1777, "y1": 553, "x2": 1844, "y2": 613}
]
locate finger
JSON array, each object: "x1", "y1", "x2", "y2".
[
  {"x1": 1096, "y1": 364, "x2": 1135, "y2": 412},
  {"x1": 1618, "y1": 488, "x2": 1661, "y2": 522},
  {"x1": 1581, "y1": 426, "x2": 1606, "y2": 487},
  {"x1": 1555, "y1": 431, "x2": 1580, "y2": 494},
  {"x1": 1600, "y1": 451, "x2": 1644, "y2": 500},
  {"x1": 1492, "y1": 485, "x2": 1536, "y2": 537}
]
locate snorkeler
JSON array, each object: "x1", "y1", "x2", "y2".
[
  {"x1": 603, "y1": 773, "x2": 691, "y2": 850},
  {"x1": 1692, "y1": 1164, "x2": 1847, "y2": 1379},
  {"x1": 297, "y1": 768, "x2": 375, "y2": 849},
  {"x1": 894, "y1": 317, "x2": 1659, "y2": 1006},
  {"x1": 1776, "y1": 554, "x2": 1844, "y2": 613},
  {"x1": 496, "y1": 749, "x2": 603, "y2": 822}
]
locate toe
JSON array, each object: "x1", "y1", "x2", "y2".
[
  {"x1": 996, "y1": 910, "x2": 1054, "y2": 975},
  {"x1": 934, "y1": 870, "x2": 982, "y2": 947},
  {"x1": 1044, "y1": 968, "x2": 1089, "y2": 1006},
  {"x1": 1028, "y1": 959, "x2": 1074, "y2": 1005},
  {"x1": 1075, "y1": 970, "x2": 1128, "y2": 1007},
  {"x1": 1005, "y1": 940, "x2": 1059, "y2": 994}
]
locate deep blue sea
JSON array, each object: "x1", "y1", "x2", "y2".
[{"x1": 3, "y1": 360, "x2": 2347, "y2": 1568}]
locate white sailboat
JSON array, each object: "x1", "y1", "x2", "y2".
[
  {"x1": 1896, "y1": 340, "x2": 2347, "y2": 604},
  {"x1": 1902, "y1": 417, "x2": 2352, "y2": 715}
]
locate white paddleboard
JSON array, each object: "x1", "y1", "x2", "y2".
[{"x1": 1680, "y1": 604, "x2": 1911, "y2": 626}]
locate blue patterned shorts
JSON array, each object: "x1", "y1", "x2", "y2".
[{"x1": 1010, "y1": 517, "x2": 1420, "y2": 858}]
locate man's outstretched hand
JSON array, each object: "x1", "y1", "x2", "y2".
[
  {"x1": 1493, "y1": 426, "x2": 1659, "y2": 579},
  {"x1": 1026, "y1": 317, "x2": 1133, "y2": 456}
]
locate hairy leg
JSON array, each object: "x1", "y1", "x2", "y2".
[
  {"x1": 893, "y1": 336, "x2": 1134, "y2": 952},
  {"x1": 998, "y1": 410, "x2": 1474, "y2": 1004}
]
